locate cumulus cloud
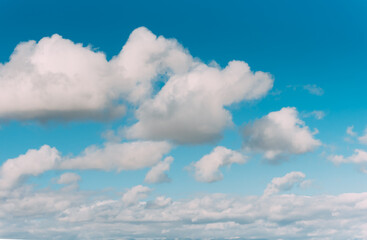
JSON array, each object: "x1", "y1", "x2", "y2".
[
  {"x1": 329, "y1": 149, "x2": 367, "y2": 172},
  {"x1": 60, "y1": 141, "x2": 172, "y2": 171},
  {"x1": 263, "y1": 171, "x2": 306, "y2": 196},
  {"x1": 0, "y1": 27, "x2": 192, "y2": 121},
  {"x1": 125, "y1": 60, "x2": 273, "y2": 144},
  {"x1": 358, "y1": 128, "x2": 367, "y2": 145},
  {"x1": 192, "y1": 146, "x2": 247, "y2": 182},
  {"x1": 303, "y1": 84, "x2": 324, "y2": 96},
  {"x1": 57, "y1": 172, "x2": 81, "y2": 185},
  {"x1": 346, "y1": 125, "x2": 357, "y2": 137},
  {"x1": 121, "y1": 185, "x2": 151, "y2": 205},
  {"x1": 0, "y1": 145, "x2": 61, "y2": 190},
  {"x1": 0, "y1": 26, "x2": 272, "y2": 128},
  {"x1": 243, "y1": 107, "x2": 321, "y2": 161},
  {"x1": 145, "y1": 156, "x2": 173, "y2": 183},
  {"x1": 0, "y1": 141, "x2": 171, "y2": 191},
  {"x1": 0, "y1": 34, "x2": 127, "y2": 121}
]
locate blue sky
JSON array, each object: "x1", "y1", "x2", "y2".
[{"x1": 0, "y1": 0, "x2": 366, "y2": 239}]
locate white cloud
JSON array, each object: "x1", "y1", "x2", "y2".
[
  {"x1": 0, "y1": 145, "x2": 61, "y2": 190},
  {"x1": 192, "y1": 146, "x2": 247, "y2": 182},
  {"x1": 329, "y1": 149, "x2": 367, "y2": 172},
  {"x1": 60, "y1": 141, "x2": 172, "y2": 171},
  {"x1": 0, "y1": 34, "x2": 128, "y2": 121},
  {"x1": 57, "y1": 172, "x2": 81, "y2": 185},
  {"x1": 303, "y1": 110, "x2": 325, "y2": 120},
  {"x1": 121, "y1": 185, "x2": 151, "y2": 205},
  {"x1": 358, "y1": 128, "x2": 367, "y2": 145},
  {"x1": 243, "y1": 107, "x2": 321, "y2": 161},
  {"x1": 303, "y1": 84, "x2": 324, "y2": 96},
  {"x1": 6, "y1": 185, "x2": 367, "y2": 240},
  {"x1": 263, "y1": 171, "x2": 306, "y2": 196},
  {"x1": 0, "y1": 27, "x2": 193, "y2": 122},
  {"x1": 125, "y1": 61, "x2": 273, "y2": 144},
  {"x1": 145, "y1": 156, "x2": 173, "y2": 183},
  {"x1": 0, "y1": 141, "x2": 171, "y2": 191},
  {"x1": 346, "y1": 125, "x2": 357, "y2": 137}
]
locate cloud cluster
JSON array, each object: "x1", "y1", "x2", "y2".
[
  {"x1": 2, "y1": 183, "x2": 367, "y2": 239},
  {"x1": 243, "y1": 107, "x2": 321, "y2": 161},
  {"x1": 0, "y1": 141, "x2": 171, "y2": 191},
  {"x1": 192, "y1": 146, "x2": 246, "y2": 182},
  {"x1": 0, "y1": 26, "x2": 273, "y2": 145}
]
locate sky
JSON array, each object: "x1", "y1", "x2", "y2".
[{"x1": 0, "y1": 0, "x2": 366, "y2": 239}]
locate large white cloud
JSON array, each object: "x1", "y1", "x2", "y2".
[
  {"x1": 263, "y1": 171, "x2": 306, "y2": 196},
  {"x1": 192, "y1": 146, "x2": 246, "y2": 183},
  {"x1": 0, "y1": 141, "x2": 171, "y2": 191},
  {"x1": 0, "y1": 27, "x2": 193, "y2": 121},
  {"x1": 0, "y1": 26, "x2": 272, "y2": 128},
  {"x1": 126, "y1": 60, "x2": 273, "y2": 144},
  {"x1": 243, "y1": 107, "x2": 321, "y2": 161}
]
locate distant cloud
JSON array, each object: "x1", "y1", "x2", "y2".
[
  {"x1": 303, "y1": 84, "x2": 324, "y2": 96},
  {"x1": 329, "y1": 149, "x2": 367, "y2": 172},
  {"x1": 303, "y1": 110, "x2": 326, "y2": 120},
  {"x1": 358, "y1": 128, "x2": 367, "y2": 145},
  {"x1": 4, "y1": 184, "x2": 367, "y2": 239},
  {"x1": 243, "y1": 107, "x2": 321, "y2": 161},
  {"x1": 57, "y1": 172, "x2": 81, "y2": 185},
  {"x1": 145, "y1": 156, "x2": 174, "y2": 183},
  {"x1": 263, "y1": 171, "x2": 306, "y2": 196},
  {"x1": 346, "y1": 125, "x2": 357, "y2": 137},
  {"x1": 192, "y1": 146, "x2": 246, "y2": 182},
  {"x1": 121, "y1": 185, "x2": 151, "y2": 205}
]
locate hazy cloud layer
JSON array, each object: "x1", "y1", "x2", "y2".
[
  {"x1": 243, "y1": 107, "x2": 321, "y2": 161},
  {"x1": 2, "y1": 183, "x2": 367, "y2": 240}
]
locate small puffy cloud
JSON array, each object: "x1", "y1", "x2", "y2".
[
  {"x1": 329, "y1": 149, "x2": 367, "y2": 172},
  {"x1": 57, "y1": 172, "x2": 81, "y2": 185},
  {"x1": 263, "y1": 171, "x2": 306, "y2": 196},
  {"x1": 243, "y1": 107, "x2": 321, "y2": 161},
  {"x1": 358, "y1": 128, "x2": 367, "y2": 145},
  {"x1": 121, "y1": 185, "x2": 151, "y2": 205},
  {"x1": 303, "y1": 110, "x2": 325, "y2": 120},
  {"x1": 145, "y1": 156, "x2": 173, "y2": 183},
  {"x1": 0, "y1": 145, "x2": 61, "y2": 190},
  {"x1": 60, "y1": 141, "x2": 172, "y2": 171},
  {"x1": 192, "y1": 146, "x2": 247, "y2": 183},
  {"x1": 346, "y1": 125, "x2": 357, "y2": 137},
  {"x1": 303, "y1": 84, "x2": 324, "y2": 96}
]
